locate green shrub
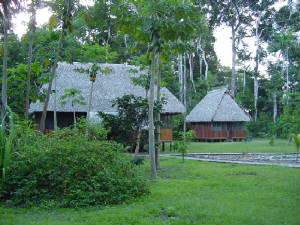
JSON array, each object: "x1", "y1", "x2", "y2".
[
  {"x1": 172, "y1": 115, "x2": 184, "y2": 140},
  {"x1": 0, "y1": 128, "x2": 149, "y2": 208},
  {"x1": 291, "y1": 133, "x2": 300, "y2": 154},
  {"x1": 269, "y1": 136, "x2": 275, "y2": 146},
  {"x1": 172, "y1": 115, "x2": 191, "y2": 140},
  {"x1": 276, "y1": 92, "x2": 300, "y2": 138},
  {"x1": 173, "y1": 130, "x2": 193, "y2": 163},
  {"x1": 76, "y1": 118, "x2": 109, "y2": 141},
  {"x1": 246, "y1": 113, "x2": 274, "y2": 138}
]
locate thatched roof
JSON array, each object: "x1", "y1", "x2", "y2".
[
  {"x1": 30, "y1": 62, "x2": 185, "y2": 117},
  {"x1": 186, "y1": 88, "x2": 250, "y2": 122}
]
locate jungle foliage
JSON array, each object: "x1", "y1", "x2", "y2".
[{"x1": 0, "y1": 121, "x2": 149, "y2": 208}]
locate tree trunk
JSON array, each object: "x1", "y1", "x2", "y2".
[
  {"x1": 108, "y1": 23, "x2": 111, "y2": 44},
  {"x1": 1, "y1": 16, "x2": 8, "y2": 119},
  {"x1": 124, "y1": 34, "x2": 128, "y2": 49},
  {"x1": 286, "y1": 48, "x2": 289, "y2": 99},
  {"x1": 155, "y1": 52, "x2": 161, "y2": 169},
  {"x1": 273, "y1": 92, "x2": 277, "y2": 123},
  {"x1": 243, "y1": 68, "x2": 246, "y2": 91},
  {"x1": 254, "y1": 77, "x2": 259, "y2": 122},
  {"x1": 25, "y1": 11, "x2": 36, "y2": 121},
  {"x1": 199, "y1": 54, "x2": 202, "y2": 79},
  {"x1": 197, "y1": 38, "x2": 202, "y2": 79},
  {"x1": 183, "y1": 54, "x2": 187, "y2": 135},
  {"x1": 86, "y1": 75, "x2": 94, "y2": 136},
  {"x1": 134, "y1": 127, "x2": 141, "y2": 155},
  {"x1": 148, "y1": 50, "x2": 157, "y2": 179},
  {"x1": 188, "y1": 53, "x2": 196, "y2": 93},
  {"x1": 231, "y1": 25, "x2": 236, "y2": 97},
  {"x1": 107, "y1": 0, "x2": 111, "y2": 44},
  {"x1": 203, "y1": 51, "x2": 208, "y2": 80},
  {"x1": 178, "y1": 54, "x2": 183, "y2": 103},
  {"x1": 54, "y1": 77, "x2": 57, "y2": 130},
  {"x1": 189, "y1": 96, "x2": 192, "y2": 108},
  {"x1": 39, "y1": 27, "x2": 65, "y2": 132},
  {"x1": 254, "y1": 20, "x2": 260, "y2": 123},
  {"x1": 73, "y1": 110, "x2": 76, "y2": 127},
  {"x1": 198, "y1": 40, "x2": 208, "y2": 80},
  {"x1": 87, "y1": 81, "x2": 94, "y2": 120}
]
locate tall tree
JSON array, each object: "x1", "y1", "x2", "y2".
[
  {"x1": 197, "y1": 38, "x2": 208, "y2": 80},
  {"x1": 39, "y1": 0, "x2": 76, "y2": 132},
  {"x1": 267, "y1": 1, "x2": 300, "y2": 127},
  {"x1": 209, "y1": 0, "x2": 255, "y2": 96},
  {"x1": 120, "y1": 0, "x2": 198, "y2": 179},
  {"x1": 25, "y1": 0, "x2": 38, "y2": 121},
  {"x1": 155, "y1": 52, "x2": 161, "y2": 169},
  {"x1": 250, "y1": 0, "x2": 276, "y2": 122},
  {"x1": 268, "y1": 5, "x2": 300, "y2": 91},
  {"x1": 74, "y1": 44, "x2": 117, "y2": 124},
  {"x1": 266, "y1": 64, "x2": 284, "y2": 123},
  {"x1": 178, "y1": 53, "x2": 183, "y2": 102},
  {"x1": 0, "y1": 0, "x2": 21, "y2": 118},
  {"x1": 183, "y1": 53, "x2": 187, "y2": 134}
]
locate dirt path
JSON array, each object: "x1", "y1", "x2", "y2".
[{"x1": 161, "y1": 153, "x2": 300, "y2": 168}]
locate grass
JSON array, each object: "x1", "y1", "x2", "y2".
[
  {"x1": 160, "y1": 138, "x2": 296, "y2": 154},
  {"x1": 1, "y1": 157, "x2": 299, "y2": 225}
]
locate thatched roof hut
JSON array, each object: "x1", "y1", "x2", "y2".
[
  {"x1": 186, "y1": 88, "x2": 250, "y2": 122},
  {"x1": 186, "y1": 88, "x2": 250, "y2": 141},
  {"x1": 30, "y1": 62, "x2": 185, "y2": 117}
]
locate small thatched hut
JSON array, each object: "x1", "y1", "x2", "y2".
[
  {"x1": 30, "y1": 62, "x2": 185, "y2": 142},
  {"x1": 186, "y1": 88, "x2": 250, "y2": 141}
]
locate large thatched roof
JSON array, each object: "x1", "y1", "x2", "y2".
[
  {"x1": 186, "y1": 88, "x2": 250, "y2": 122},
  {"x1": 30, "y1": 62, "x2": 185, "y2": 116}
]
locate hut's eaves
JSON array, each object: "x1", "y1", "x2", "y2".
[
  {"x1": 30, "y1": 62, "x2": 185, "y2": 115},
  {"x1": 186, "y1": 88, "x2": 250, "y2": 122}
]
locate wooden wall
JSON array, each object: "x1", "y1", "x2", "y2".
[
  {"x1": 191, "y1": 122, "x2": 247, "y2": 140},
  {"x1": 160, "y1": 129, "x2": 172, "y2": 142}
]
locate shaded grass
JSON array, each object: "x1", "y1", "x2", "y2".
[{"x1": 1, "y1": 157, "x2": 299, "y2": 225}]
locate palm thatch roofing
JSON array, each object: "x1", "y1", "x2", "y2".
[
  {"x1": 30, "y1": 62, "x2": 185, "y2": 118},
  {"x1": 186, "y1": 88, "x2": 250, "y2": 122}
]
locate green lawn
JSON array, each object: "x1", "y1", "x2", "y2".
[
  {"x1": 180, "y1": 138, "x2": 295, "y2": 154},
  {"x1": 1, "y1": 157, "x2": 299, "y2": 225}
]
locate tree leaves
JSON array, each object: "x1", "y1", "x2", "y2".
[
  {"x1": 60, "y1": 88, "x2": 86, "y2": 107},
  {"x1": 119, "y1": 0, "x2": 199, "y2": 53}
]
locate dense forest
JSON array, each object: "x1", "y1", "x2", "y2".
[{"x1": 1, "y1": 0, "x2": 299, "y2": 138}]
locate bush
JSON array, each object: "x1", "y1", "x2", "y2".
[
  {"x1": 246, "y1": 113, "x2": 274, "y2": 138},
  {"x1": 76, "y1": 118, "x2": 109, "y2": 141},
  {"x1": 276, "y1": 92, "x2": 300, "y2": 138},
  {"x1": 173, "y1": 130, "x2": 194, "y2": 163},
  {"x1": 269, "y1": 136, "x2": 275, "y2": 146},
  {"x1": 0, "y1": 128, "x2": 149, "y2": 208},
  {"x1": 172, "y1": 115, "x2": 190, "y2": 140}
]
